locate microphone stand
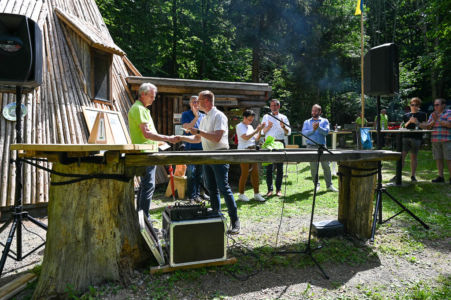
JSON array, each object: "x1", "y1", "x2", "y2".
[{"x1": 268, "y1": 112, "x2": 332, "y2": 279}]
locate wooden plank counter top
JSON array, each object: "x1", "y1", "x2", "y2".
[{"x1": 11, "y1": 144, "x2": 400, "y2": 165}]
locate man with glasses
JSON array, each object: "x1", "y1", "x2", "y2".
[
  {"x1": 181, "y1": 96, "x2": 207, "y2": 202},
  {"x1": 400, "y1": 97, "x2": 427, "y2": 182},
  {"x1": 422, "y1": 98, "x2": 451, "y2": 184},
  {"x1": 261, "y1": 99, "x2": 291, "y2": 197}
]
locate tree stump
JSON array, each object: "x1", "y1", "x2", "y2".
[
  {"x1": 33, "y1": 158, "x2": 151, "y2": 299},
  {"x1": 338, "y1": 161, "x2": 378, "y2": 239}
]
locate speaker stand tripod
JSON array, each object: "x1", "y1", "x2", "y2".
[
  {"x1": 276, "y1": 145, "x2": 329, "y2": 279},
  {"x1": 268, "y1": 112, "x2": 331, "y2": 279},
  {"x1": 0, "y1": 86, "x2": 48, "y2": 277},
  {"x1": 370, "y1": 96, "x2": 429, "y2": 242}
]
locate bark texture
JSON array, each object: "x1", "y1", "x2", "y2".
[{"x1": 33, "y1": 160, "x2": 150, "y2": 299}]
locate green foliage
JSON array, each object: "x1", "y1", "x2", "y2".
[{"x1": 96, "y1": 0, "x2": 450, "y2": 125}]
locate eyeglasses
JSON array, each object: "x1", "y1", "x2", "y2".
[
  {"x1": 434, "y1": 103, "x2": 442, "y2": 106},
  {"x1": 410, "y1": 103, "x2": 419, "y2": 107}
]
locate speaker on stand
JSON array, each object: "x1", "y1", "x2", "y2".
[
  {"x1": 0, "y1": 13, "x2": 47, "y2": 277},
  {"x1": 363, "y1": 43, "x2": 429, "y2": 242}
]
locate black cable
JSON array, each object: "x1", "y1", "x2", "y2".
[
  {"x1": 15, "y1": 158, "x2": 132, "y2": 185},
  {"x1": 21, "y1": 222, "x2": 45, "y2": 243}
]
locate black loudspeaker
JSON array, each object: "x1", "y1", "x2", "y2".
[
  {"x1": 364, "y1": 43, "x2": 399, "y2": 96},
  {"x1": 0, "y1": 13, "x2": 42, "y2": 89},
  {"x1": 163, "y1": 212, "x2": 227, "y2": 267}
]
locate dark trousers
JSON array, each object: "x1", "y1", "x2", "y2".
[{"x1": 266, "y1": 163, "x2": 283, "y2": 192}]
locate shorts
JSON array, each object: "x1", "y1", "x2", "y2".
[
  {"x1": 402, "y1": 138, "x2": 421, "y2": 154},
  {"x1": 432, "y1": 141, "x2": 451, "y2": 160}
]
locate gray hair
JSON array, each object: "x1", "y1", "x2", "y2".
[
  {"x1": 199, "y1": 90, "x2": 215, "y2": 105},
  {"x1": 138, "y1": 83, "x2": 157, "y2": 98},
  {"x1": 271, "y1": 99, "x2": 280, "y2": 106},
  {"x1": 190, "y1": 95, "x2": 198, "y2": 103}
]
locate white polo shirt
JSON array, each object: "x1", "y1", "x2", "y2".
[
  {"x1": 262, "y1": 112, "x2": 291, "y2": 140},
  {"x1": 236, "y1": 122, "x2": 256, "y2": 150},
  {"x1": 199, "y1": 106, "x2": 229, "y2": 150}
]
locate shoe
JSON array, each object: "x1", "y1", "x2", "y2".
[
  {"x1": 200, "y1": 193, "x2": 210, "y2": 201},
  {"x1": 432, "y1": 176, "x2": 444, "y2": 183},
  {"x1": 276, "y1": 190, "x2": 282, "y2": 197},
  {"x1": 266, "y1": 191, "x2": 273, "y2": 197},
  {"x1": 227, "y1": 219, "x2": 240, "y2": 235},
  {"x1": 238, "y1": 194, "x2": 250, "y2": 202},
  {"x1": 327, "y1": 185, "x2": 338, "y2": 192},
  {"x1": 314, "y1": 183, "x2": 320, "y2": 193},
  {"x1": 253, "y1": 193, "x2": 266, "y2": 202},
  {"x1": 411, "y1": 176, "x2": 417, "y2": 182}
]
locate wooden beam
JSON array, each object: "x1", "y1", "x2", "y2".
[
  {"x1": 150, "y1": 257, "x2": 237, "y2": 274},
  {"x1": 126, "y1": 76, "x2": 272, "y2": 92},
  {"x1": 124, "y1": 149, "x2": 400, "y2": 166}
]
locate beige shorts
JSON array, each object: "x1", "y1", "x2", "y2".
[{"x1": 432, "y1": 141, "x2": 451, "y2": 160}]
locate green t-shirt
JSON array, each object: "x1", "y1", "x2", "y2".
[
  {"x1": 355, "y1": 117, "x2": 368, "y2": 126},
  {"x1": 128, "y1": 100, "x2": 157, "y2": 148},
  {"x1": 374, "y1": 114, "x2": 388, "y2": 129}
]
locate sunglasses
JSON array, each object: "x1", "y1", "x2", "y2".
[
  {"x1": 434, "y1": 103, "x2": 442, "y2": 106},
  {"x1": 410, "y1": 103, "x2": 420, "y2": 107}
]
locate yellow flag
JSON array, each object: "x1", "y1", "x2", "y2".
[{"x1": 355, "y1": 0, "x2": 363, "y2": 15}]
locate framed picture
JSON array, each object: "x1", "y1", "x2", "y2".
[{"x1": 82, "y1": 106, "x2": 131, "y2": 144}]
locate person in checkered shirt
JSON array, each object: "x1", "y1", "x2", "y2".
[{"x1": 422, "y1": 98, "x2": 451, "y2": 184}]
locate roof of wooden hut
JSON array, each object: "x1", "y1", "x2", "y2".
[{"x1": 127, "y1": 76, "x2": 272, "y2": 107}]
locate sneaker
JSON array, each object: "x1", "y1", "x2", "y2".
[
  {"x1": 432, "y1": 176, "x2": 444, "y2": 183},
  {"x1": 238, "y1": 194, "x2": 250, "y2": 202},
  {"x1": 276, "y1": 190, "x2": 283, "y2": 197},
  {"x1": 253, "y1": 193, "x2": 266, "y2": 202},
  {"x1": 314, "y1": 183, "x2": 320, "y2": 193},
  {"x1": 327, "y1": 185, "x2": 338, "y2": 192},
  {"x1": 200, "y1": 193, "x2": 210, "y2": 201},
  {"x1": 227, "y1": 219, "x2": 240, "y2": 235},
  {"x1": 411, "y1": 176, "x2": 417, "y2": 182}
]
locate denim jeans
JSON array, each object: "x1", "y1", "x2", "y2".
[
  {"x1": 266, "y1": 163, "x2": 284, "y2": 192},
  {"x1": 203, "y1": 164, "x2": 238, "y2": 223},
  {"x1": 138, "y1": 165, "x2": 156, "y2": 218},
  {"x1": 186, "y1": 164, "x2": 203, "y2": 199}
]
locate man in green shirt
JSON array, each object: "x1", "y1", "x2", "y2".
[{"x1": 128, "y1": 82, "x2": 177, "y2": 219}]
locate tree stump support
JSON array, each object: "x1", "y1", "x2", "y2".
[
  {"x1": 32, "y1": 158, "x2": 150, "y2": 299},
  {"x1": 338, "y1": 161, "x2": 378, "y2": 239}
]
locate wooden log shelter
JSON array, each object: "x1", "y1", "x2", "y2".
[
  {"x1": 0, "y1": 0, "x2": 272, "y2": 213},
  {"x1": 11, "y1": 144, "x2": 399, "y2": 298}
]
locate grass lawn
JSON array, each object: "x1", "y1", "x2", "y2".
[
  {"x1": 140, "y1": 150, "x2": 451, "y2": 299},
  {"x1": 22, "y1": 150, "x2": 450, "y2": 299}
]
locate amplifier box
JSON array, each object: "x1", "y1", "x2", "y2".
[{"x1": 162, "y1": 211, "x2": 227, "y2": 267}]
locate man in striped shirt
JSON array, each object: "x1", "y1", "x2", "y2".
[{"x1": 423, "y1": 98, "x2": 451, "y2": 184}]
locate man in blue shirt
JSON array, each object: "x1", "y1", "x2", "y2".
[
  {"x1": 181, "y1": 96, "x2": 206, "y2": 201},
  {"x1": 302, "y1": 104, "x2": 338, "y2": 192}
]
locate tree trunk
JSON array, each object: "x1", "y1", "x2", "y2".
[
  {"x1": 33, "y1": 159, "x2": 150, "y2": 299},
  {"x1": 338, "y1": 161, "x2": 377, "y2": 239}
]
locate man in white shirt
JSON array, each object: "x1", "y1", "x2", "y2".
[
  {"x1": 261, "y1": 99, "x2": 291, "y2": 197},
  {"x1": 177, "y1": 90, "x2": 240, "y2": 234}
]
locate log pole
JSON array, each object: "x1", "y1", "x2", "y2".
[{"x1": 338, "y1": 161, "x2": 378, "y2": 239}]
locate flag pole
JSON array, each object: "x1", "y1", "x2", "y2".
[{"x1": 360, "y1": 9, "x2": 364, "y2": 127}]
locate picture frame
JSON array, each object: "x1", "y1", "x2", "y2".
[{"x1": 82, "y1": 106, "x2": 131, "y2": 144}]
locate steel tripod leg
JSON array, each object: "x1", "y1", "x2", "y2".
[
  {"x1": 383, "y1": 190, "x2": 430, "y2": 229},
  {"x1": 0, "y1": 218, "x2": 18, "y2": 276},
  {"x1": 370, "y1": 188, "x2": 383, "y2": 242}
]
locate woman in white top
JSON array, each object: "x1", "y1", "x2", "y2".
[{"x1": 236, "y1": 110, "x2": 266, "y2": 202}]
